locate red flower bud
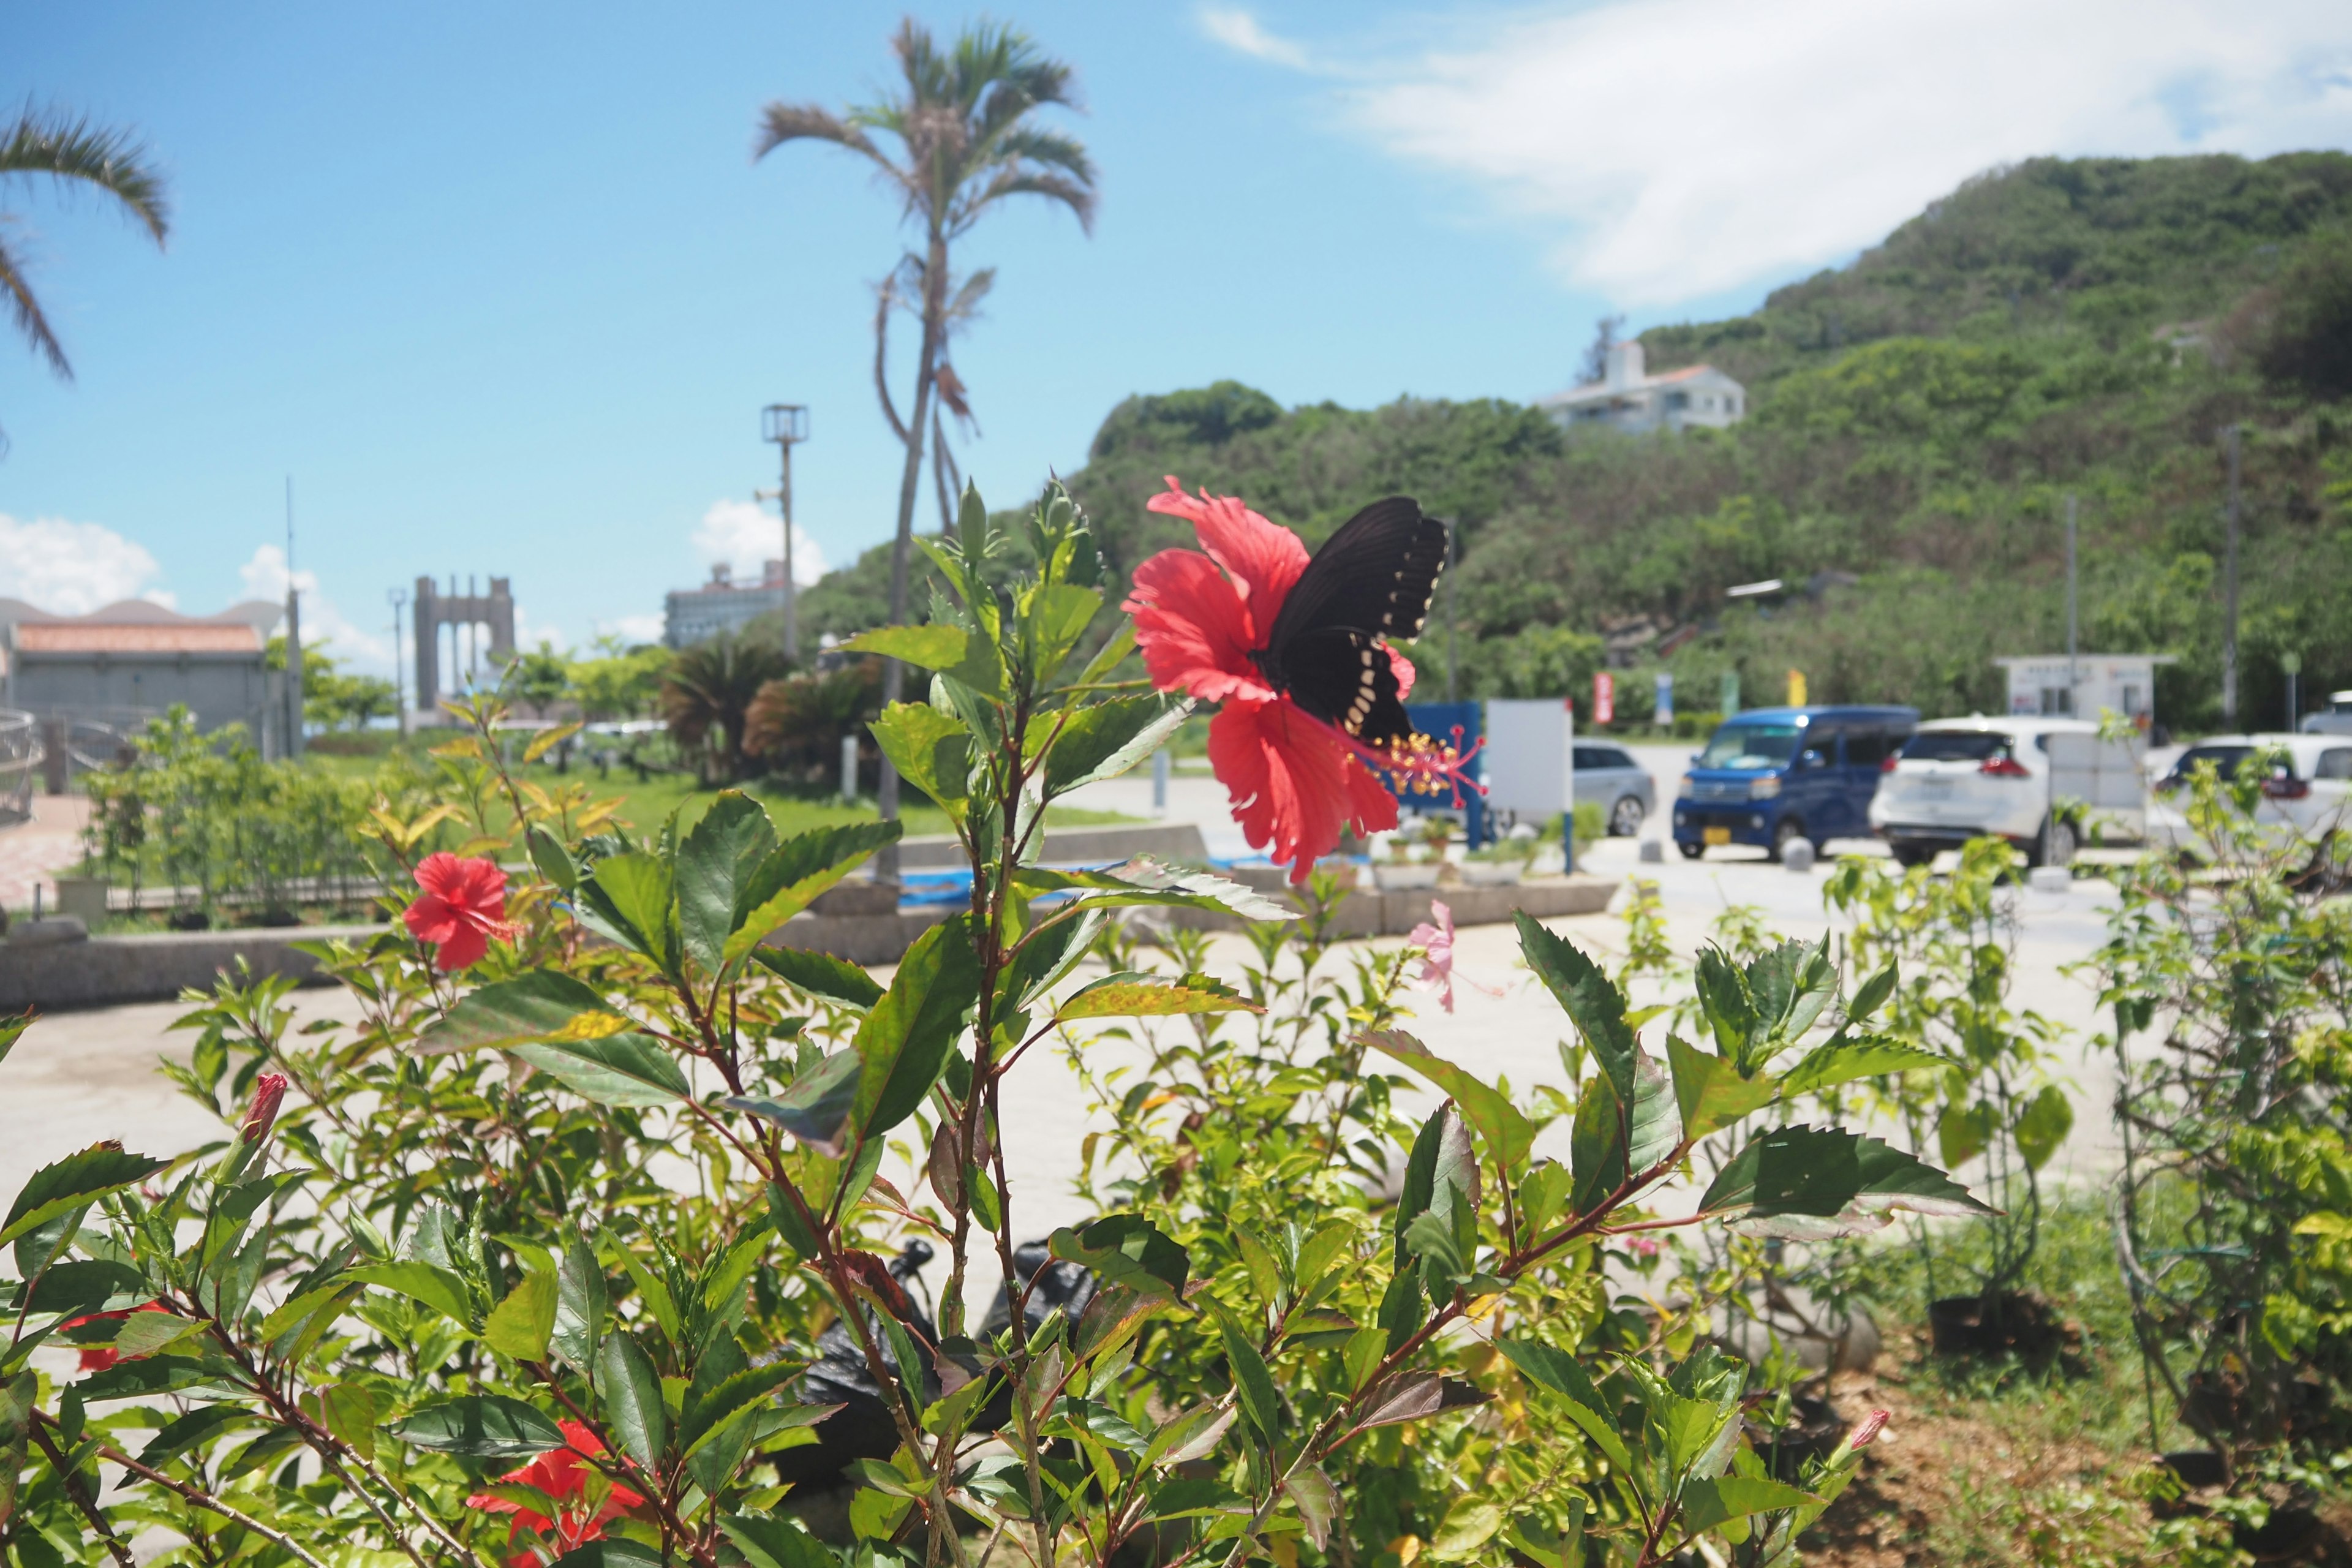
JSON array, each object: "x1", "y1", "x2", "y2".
[
  {"x1": 1850, "y1": 1408, "x2": 1890, "y2": 1449},
  {"x1": 243, "y1": 1072, "x2": 289, "y2": 1144}
]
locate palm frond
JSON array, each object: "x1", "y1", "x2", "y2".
[
  {"x1": 0, "y1": 109, "x2": 168, "y2": 243},
  {"x1": 0, "y1": 224, "x2": 69, "y2": 378},
  {"x1": 944, "y1": 266, "x2": 995, "y2": 326},
  {"x1": 986, "y1": 126, "x2": 1095, "y2": 187},
  {"x1": 955, "y1": 169, "x2": 1096, "y2": 237},
  {"x1": 753, "y1": 101, "x2": 894, "y2": 172}
]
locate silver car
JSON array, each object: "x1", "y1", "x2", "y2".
[{"x1": 1575, "y1": 742, "x2": 1656, "y2": 836}]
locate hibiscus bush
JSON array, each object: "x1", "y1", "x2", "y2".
[{"x1": 0, "y1": 483, "x2": 1981, "y2": 1567}]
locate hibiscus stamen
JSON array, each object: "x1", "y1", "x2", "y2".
[{"x1": 1348, "y1": 723, "x2": 1487, "y2": 809}]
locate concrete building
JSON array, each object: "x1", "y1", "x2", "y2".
[
  {"x1": 1537, "y1": 340, "x2": 1747, "y2": 435},
  {"x1": 665, "y1": 560, "x2": 787, "y2": 649},
  {"x1": 0, "y1": 598, "x2": 284, "y2": 736},
  {"x1": 1996, "y1": 654, "x2": 2174, "y2": 732}
]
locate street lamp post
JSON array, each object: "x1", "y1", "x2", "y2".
[
  {"x1": 762, "y1": 404, "x2": 810, "y2": 660},
  {"x1": 388, "y1": 587, "x2": 409, "y2": 737}
]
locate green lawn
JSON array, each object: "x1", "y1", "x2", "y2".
[{"x1": 306, "y1": 751, "x2": 1140, "y2": 841}]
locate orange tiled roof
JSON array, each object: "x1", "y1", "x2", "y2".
[{"x1": 13, "y1": 623, "x2": 263, "y2": 654}]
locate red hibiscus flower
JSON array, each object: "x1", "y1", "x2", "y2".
[
  {"x1": 1124, "y1": 478, "x2": 1474, "y2": 881},
  {"x1": 465, "y1": 1419, "x2": 644, "y2": 1567},
  {"x1": 61, "y1": 1302, "x2": 173, "y2": 1373},
  {"x1": 404, "y1": 853, "x2": 512, "y2": 971}
]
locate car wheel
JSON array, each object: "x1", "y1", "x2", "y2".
[
  {"x1": 1890, "y1": 843, "x2": 1935, "y2": 869},
  {"x1": 1609, "y1": 795, "x2": 1646, "y2": 837},
  {"x1": 1768, "y1": 818, "x2": 1807, "y2": 863},
  {"x1": 2034, "y1": 814, "x2": 2078, "y2": 869},
  {"x1": 1677, "y1": 840, "x2": 1705, "y2": 860}
]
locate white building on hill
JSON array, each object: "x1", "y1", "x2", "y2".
[
  {"x1": 664, "y1": 560, "x2": 787, "y2": 649},
  {"x1": 1538, "y1": 341, "x2": 1746, "y2": 435}
]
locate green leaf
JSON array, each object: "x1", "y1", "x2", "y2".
[
  {"x1": 1049, "y1": 1215, "x2": 1192, "y2": 1304},
  {"x1": 676, "y1": 792, "x2": 781, "y2": 976},
  {"x1": 1780, "y1": 1036, "x2": 1944, "y2": 1097},
  {"x1": 1430, "y1": 1499, "x2": 1503, "y2": 1561},
  {"x1": 680, "y1": 1363, "x2": 805, "y2": 1460},
  {"x1": 1497, "y1": 1340, "x2": 1635, "y2": 1476},
  {"x1": 1286, "y1": 1466, "x2": 1340, "y2": 1550},
  {"x1": 871, "y1": 703, "x2": 974, "y2": 817},
  {"x1": 1215, "y1": 1308, "x2": 1282, "y2": 1446},
  {"x1": 728, "y1": 1049, "x2": 862, "y2": 1155},
  {"x1": 1365, "y1": 1030, "x2": 1538, "y2": 1169},
  {"x1": 723, "y1": 821, "x2": 905, "y2": 970},
  {"x1": 139, "y1": 1404, "x2": 253, "y2": 1467},
  {"x1": 750, "y1": 947, "x2": 885, "y2": 1011},
  {"x1": 1518, "y1": 915, "x2": 1637, "y2": 1107},
  {"x1": 1847, "y1": 960, "x2": 1899, "y2": 1022},
  {"x1": 387, "y1": 1394, "x2": 566, "y2": 1457},
  {"x1": 722, "y1": 1513, "x2": 837, "y2": 1568},
  {"x1": 598, "y1": 1332, "x2": 666, "y2": 1469},
  {"x1": 553, "y1": 1238, "x2": 606, "y2": 1370},
  {"x1": 1016, "y1": 858, "x2": 1295, "y2": 921},
  {"x1": 527, "y1": 824, "x2": 579, "y2": 892},
  {"x1": 1044, "y1": 695, "x2": 1191, "y2": 797},
  {"x1": 484, "y1": 1271, "x2": 558, "y2": 1362},
  {"x1": 545, "y1": 1544, "x2": 665, "y2": 1568},
  {"x1": 1, "y1": 1143, "x2": 168, "y2": 1247},
  {"x1": 1937, "y1": 1102, "x2": 1997, "y2": 1169},
  {"x1": 1353, "y1": 1371, "x2": 1490, "y2": 1430},
  {"x1": 417, "y1": 970, "x2": 634, "y2": 1057},
  {"x1": 842, "y1": 624, "x2": 971, "y2": 671},
  {"x1": 513, "y1": 1034, "x2": 690, "y2": 1107},
  {"x1": 315, "y1": 1381, "x2": 379, "y2": 1461},
  {"x1": 849, "y1": 916, "x2": 981, "y2": 1152},
  {"x1": 0, "y1": 1012, "x2": 32, "y2": 1066},
  {"x1": 1054, "y1": 971, "x2": 1257, "y2": 1023},
  {"x1": 1026, "y1": 582, "x2": 1102, "y2": 681},
  {"x1": 20, "y1": 1258, "x2": 143, "y2": 1317},
  {"x1": 2013, "y1": 1084, "x2": 2074, "y2": 1173},
  {"x1": 1699, "y1": 1124, "x2": 1991, "y2": 1239},
  {"x1": 1393, "y1": 1104, "x2": 1474, "y2": 1267},
  {"x1": 348, "y1": 1261, "x2": 478, "y2": 1327},
  {"x1": 575, "y1": 852, "x2": 678, "y2": 976},
  {"x1": 1679, "y1": 1476, "x2": 1817, "y2": 1534},
  {"x1": 1667, "y1": 1034, "x2": 1776, "y2": 1139}
]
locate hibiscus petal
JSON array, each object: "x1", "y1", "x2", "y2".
[
  {"x1": 404, "y1": 893, "x2": 461, "y2": 946},
  {"x1": 1147, "y1": 478, "x2": 1309, "y2": 617},
  {"x1": 1125, "y1": 549, "x2": 1275, "y2": 704},
  {"x1": 1210, "y1": 699, "x2": 1398, "y2": 883},
  {"x1": 434, "y1": 923, "x2": 491, "y2": 972}
]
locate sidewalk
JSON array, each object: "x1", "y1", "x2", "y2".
[{"x1": 0, "y1": 794, "x2": 91, "y2": 916}]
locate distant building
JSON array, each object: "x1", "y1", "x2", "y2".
[
  {"x1": 0, "y1": 598, "x2": 283, "y2": 736},
  {"x1": 1537, "y1": 341, "x2": 1746, "y2": 435},
  {"x1": 1996, "y1": 654, "x2": 2174, "y2": 731},
  {"x1": 664, "y1": 561, "x2": 786, "y2": 649}
]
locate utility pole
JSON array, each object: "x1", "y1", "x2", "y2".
[
  {"x1": 284, "y1": 477, "x2": 304, "y2": 760},
  {"x1": 762, "y1": 405, "x2": 809, "y2": 660},
  {"x1": 1444, "y1": 520, "x2": 1459, "y2": 704},
  {"x1": 2064, "y1": 493, "x2": 2078, "y2": 715},
  {"x1": 2221, "y1": 426, "x2": 2242, "y2": 729},
  {"x1": 388, "y1": 587, "x2": 409, "y2": 737}
]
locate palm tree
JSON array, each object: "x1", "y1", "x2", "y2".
[
  {"x1": 0, "y1": 108, "x2": 169, "y2": 439},
  {"x1": 662, "y1": 633, "x2": 794, "y2": 784},
  {"x1": 755, "y1": 18, "x2": 1096, "y2": 851}
]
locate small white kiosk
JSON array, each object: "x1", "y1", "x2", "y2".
[{"x1": 1994, "y1": 654, "x2": 2173, "y2": 732}]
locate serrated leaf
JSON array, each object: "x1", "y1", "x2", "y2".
[
  {"x1": 1353, "y1": 1372, "x2": 1489, "y2": 1430},
  {"x1": 848, "y1": 916, "x2": 981, "y2": 1153},
  {"x1": 750, "y1": 946, "x2": 885, "y2": 1011},
  {"x1": 1679, "y1": 1476, "x2": 1817, "y2": 1534},
  {"x1": 1016, "y1": 857, "x2": 1295, "y2": 921},
  {"x1": 552, "y1": 1237, "x2": 606, "y2": 1370},
  {"x1": 843, "y1": 624, "x2": 970, "y2": 671},
  {"x1": 1667, "y1": 1034, "x2": 1776, "y2": 1139},
  {"x1": 1497, "y1": 1340, "x2": 1635, "y2": 1476},
  {"x1": 414, "y1": 970, "x2": 631, "y2": 1057},
  {"x1": 727, "y1": 1049, "x2": 862, "y2": 1155},
  {"x1": 1050, "y1": 1215, "x2": 1192, "y2": 1303},
  {"x1": 1364, "y1": 1030, "x2": 1537, "y2": 1169},
  {"x1": 347, "y1": 1261, "x2": 477, "y2": 1327},
  {"x1": 1699, "y1": 1124, "x2": 1990, "y2": 1239},
  {"x1": 387, "y1": 1394, "x2": 565, "y2": 1457},
  {"x1": 1054, "y1": 971, "x2": 1257, "y2": 1023},
  {"x1": 721, "y1": 1513, "x2": 835, "y2": 1568},
  {"x1": 1044, "y1": 695, "x2": 1191, "y2": 797},
  {"x1": 1780, "y1": 1036, "x2": 1944, "y2": 1096},
  {"x1": 871, "y1": 703, "x2": 974, "y2": 815},
  {"x1": 1518, "y1": 916, "x2": 1637, "y2": 1107},
  {"x1": 1, "y1": 1143, "x2": 168, "y2": 1246},
  {"x1": 484, "y1": 1270, "x2": 558, "y2": 1362},
  {"x1": 1286, "y1": 1466, "x2": 1340, "y2": 1550},
  {"x1": 676, "y1": 793, "x2": 780, "y2": 976},
  {"x1": 723, "y1": 821, "x2": 905, "y2": 970},
  {"x1": 513, "y1": 1034, "x2": 690, "y2": 1106}
]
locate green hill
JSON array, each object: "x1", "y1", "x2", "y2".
[{"x1": 799, "y1": 152, "x2": 2352, "y2": 734}]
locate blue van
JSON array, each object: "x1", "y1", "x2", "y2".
[{"x1": 1672, "y1": 706, "x2": 1918, "y2": 861}]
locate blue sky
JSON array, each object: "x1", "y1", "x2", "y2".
[{"x1": 2, "y1": 1, "x2": 2346, "y2": 670}]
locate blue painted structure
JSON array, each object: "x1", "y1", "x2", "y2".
[{"x1": 1391, "y1": 700, "x2": 1490, "y2": 848}]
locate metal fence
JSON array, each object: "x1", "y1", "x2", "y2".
[{"x1": 0, "y1": 709, "x2": 34, "y2": 824}]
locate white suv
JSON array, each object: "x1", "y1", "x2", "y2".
[{"x1": 1869, "y1": 717, "x2": 2144, "y2": 868}]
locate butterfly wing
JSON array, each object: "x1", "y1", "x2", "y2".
[{"x1": 1262, "y1": 497, "x2": 1450, "y2": 744}]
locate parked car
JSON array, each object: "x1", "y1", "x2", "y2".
[
  {"x1": 1868, "y1": 717, "x2": 2144, "y2": 868},
  {"x1": 1574, "y1": 741, "x2": 1656, "y2": 836},
  {"x1": 2147, "y1": 733, "x2": 2352, "y2": 844},
  {"x1": 1672, "y1": 706, "x2": 1918, "y2": 861},
  {"x1": 2302, "y1": 692, "x2": 2352, "y2": 737}
]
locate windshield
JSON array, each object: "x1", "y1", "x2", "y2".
[
  {"x1": 1698, "y1": 724, "x2": 1801, "y2": 771},
  {"x1": 1901, "y1": 730, "x2": 2010, "y2": 763},
  {"x1": 2169, "y1": 745, "x2": 2259, "y2": 782}
]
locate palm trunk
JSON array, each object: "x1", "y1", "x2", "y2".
[{"x1": 873, "y1": 232, "x2": 948, "y2": 883}]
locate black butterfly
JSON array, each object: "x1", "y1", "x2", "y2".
[{"x1": 1251, "y1": 497, "x2": 1450, "y2": 747}]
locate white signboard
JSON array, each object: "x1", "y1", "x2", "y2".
[
  {"x1": 1482, "y1": 698, "x2": 1576, "y2": 818},
  {"x1": 1996, "y1": 655, "x2": 2165, "y2": 729}
]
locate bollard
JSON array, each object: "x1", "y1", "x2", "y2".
[
  {"x1": 2027, "y1": 865, "x2": 2071, "y2": 895},
  {"x1": 841, "y1": 734, "x2": 860, "y2": 804},
  {"x1": 1152, "y1": 748, "x2": 1170, "y2": 815},
  {"x1": 1638, "y1": 838, "x2": 1663, "y2": 864},
  {"x1": 40, "y1": 717, "x2": 67, "y2": 795},
  {"x1": 1782, "y1": 839, "x2": 1816, "y2": 873}
]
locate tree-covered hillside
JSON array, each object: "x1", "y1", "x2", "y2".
[{"x1": 798, "y1": 151, "x2": 2352, "y2": 734}]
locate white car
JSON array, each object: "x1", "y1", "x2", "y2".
[
  {"x1": 2148, "y1": 733, "x2": 2352, "y2": 845},
  {"x1": 1868, "y1": 717, "x2": 2144, "y2": 868}
]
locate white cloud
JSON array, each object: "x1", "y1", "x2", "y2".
[
  {"x1": 1286, "y1": 0, "x2": 2352, "y2": 306},
  {"x1": 692, "y1": 497, "x2": 827, "y2": 588},
  {"x1": 595, "y1": 613, "x2": 667, "y2": 649},
  {"x1": 1200, "y1": 7, "x2": 1317, "y2": 70},
  {"x1": 239, "y1": 545, "x2": 396, "y2": 674},
  {"x1": 0, "y1": 513, "x2": 173, "y2": 614}
]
